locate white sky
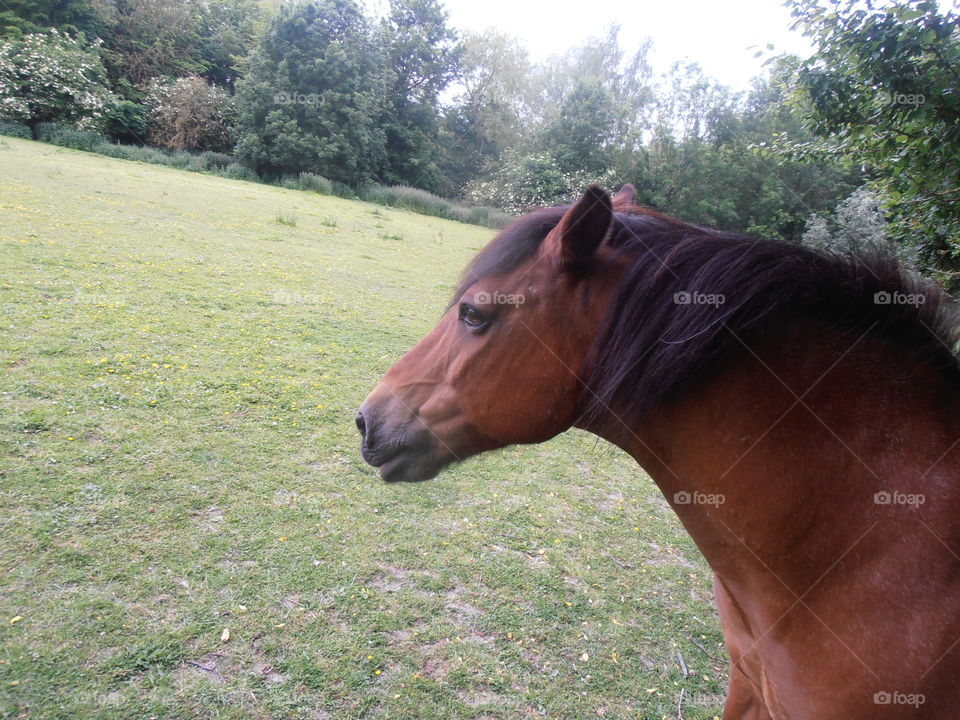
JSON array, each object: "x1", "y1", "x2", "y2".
[
  {"x1": 428, "y1": 0, "x2": 956, "y2": 92},
  {"x1": 439, "y1": 0, "x2": 815, "y2": 91}
]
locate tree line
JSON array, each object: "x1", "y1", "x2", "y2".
[{"x1": 0, "y1": 0, "x2": 957, "y2": 283}]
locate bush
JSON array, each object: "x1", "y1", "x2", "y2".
[
  {"x1": 330, "y1": 181, "x2": 357, "y2": 200},
  {"x1": 105, "y1": 99, "x2": 148, "y2": 144},
  {"x1": 450, "y1": 204, "x2": 513, "y2": 229},
  {"x1": 143, "y1": 75, "x2": 235, "y2": 152},
  {"x1": 362, "y1": 184, "x2": 454, "y2": 219},
  {"x1": 0, "y1": 30, "x2": 114, "y2": 131},
  {"x1": 165, "y1": 151, "x2": 193, "y2": 169},
  {"x1": 36, "y1": 122, "x2": 106, "y2": 151},
  {"x1": 466, "y1": 149, "x2": 615, "y2": 214},
  {"x1": 220, "y1": 162, "x2": 258, "y2": 182},
  {"x1": 358, "y1": 184, "x2": 512, "y2": 228},
  {"x1": 0, "y1": 119, "x2": 30, "y2": 138},
  {"x1": 297, "y1": 172, "x2": 334, "y2": 195},
  {"x1": 187, "y1": 155, "x2": 210, "y2": 172},
  {"x1": 199, "y1": 151, "x2": 232, "y2": 170},
  {"x1": 95, "y1": 142, "x2": 172, "y2": 165}
]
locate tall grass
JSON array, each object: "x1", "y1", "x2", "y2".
[{"x1": 359, "y1": 184, "x2": 512, "y2": 229}]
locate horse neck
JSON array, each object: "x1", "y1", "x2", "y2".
[{"x1": 590, "y1": 321, "x2": 960, "y2": 589}]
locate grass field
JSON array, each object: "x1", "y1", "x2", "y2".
[{"x1": 0, "y1": 137, "x2": 726, "y2": 720}]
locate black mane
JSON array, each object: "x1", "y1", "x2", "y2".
[{"x1": 452, "y1": 206, "x2": 960, "y2": 427}]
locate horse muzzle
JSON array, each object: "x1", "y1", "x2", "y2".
[{"x1": 356, "y1": 397, "x2": 451, "y2": 483}]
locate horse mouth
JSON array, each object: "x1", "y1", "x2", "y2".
[
  {"x1": 376, "y1": 453, "x2": 443, "y2": 483},
  {"x1": 361, "y1": 440, "x2": 451, "y2": 483}
]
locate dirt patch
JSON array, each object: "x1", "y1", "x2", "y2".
[
  {"x1": 421, "y1": 654, "x2": 453, "y2": 680},
  {"x1": 596, "y1": 492, "x2": 627, "y2": 513},
  {"x1": 461, "y1": 631, "x2": 495, "y2": 645},
  {"x1": 643, "y1": 542, "x2": 696, "y2": 569},
  {"x1": 368, "y1": 565, "x2": 439, "y2": 594},
  {"x1": 281, "y1": 595, "x2": 303, "y2": 609},
  {"x1": 192, "y1": 505, "x2": 224, "y2": 533},
  {"x1": 525, "y1": 553, "x2": 549, "y2": 570},
  {"x1": 171, "y1": 653, "x2": 231, "y2": 686},
  {"x1": 251, "y1": 661, "x2": 287, "y2": 684},
  {"x1": 443, "y1": 586, "x2": 484, "y2": 619},
  {"x1": 457, "y1": 688, "x2": 507, "y2": 708}
]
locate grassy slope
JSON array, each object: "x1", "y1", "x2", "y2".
[{"x1": 0, "y1": 137, "x2": 725, "y2": 720}]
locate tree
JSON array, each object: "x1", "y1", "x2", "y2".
[
  {"x1": 191, "y1": 0, "x2": 262, "y2": 90},
  {"x1": 233, "y1": 0, "x2": 386, "y2": 185},
  {"x1": 454, "y1": 29, "x2": 531, "y2": 153},
  {"x1": 94, "y1": 0, "x2": 202, "y2": 87},
  {"x1": 379, "y1": 0, "x2": 460, "y2": 192},
  {"x1": 144, "y1": 75, "x2": 234, "y2": 151},
  {"x1": 439, "y1": 29, "x2": 531, "y2": 194},
  {"x1": 0, "y1": 0, "x2": 104, "y2": 39},
  {"x1": 541, "y1": 78, "x2": 618, "y2": 175},
  {"x1": 89, "y1": 0, "x2": 260, "y2": 97},
  {"x1": 531, "y1": 26, "x2": 652, "y2": 148},
  {"x1": 0, "y1": 29, "x2": 114, "y2": 133},
  {"x1": 617, "y1": 62, "x2": 858, "y2": 242},
  {"x1": 780, "y1": 0, "x2": 960, "y2": 284}
]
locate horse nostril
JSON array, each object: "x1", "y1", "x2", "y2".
[{"x1": 355, "y1": 411, "x2": 367, "y2": 440}]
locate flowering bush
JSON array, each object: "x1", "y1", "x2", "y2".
[
  {"x1": 802, "y1": 187, "x2": 891, "y2": 254},
  {"x1": 0, "y1": 29, "x2": 113, "y2": 132},
  {"x1": 466, "y1": 149, "x2": 617, "y2": 214},
  {"x1": 143, "y1": 75, "x2": 235, "y2": 152}
]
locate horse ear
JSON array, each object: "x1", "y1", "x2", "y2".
[
  {"x1": 557, "y1": 184, "x2": 613, "y2": 269},
  {"x1": 612, "y1": 184, "x2": 636, "y2": 212}
]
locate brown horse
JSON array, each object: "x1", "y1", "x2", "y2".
[{"x1": 357, "y1": 184, "x2": 960, "y2": 718}]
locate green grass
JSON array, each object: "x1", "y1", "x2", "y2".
[{"x1": 0, "y1": 137, "x2": 725, "y2": 720}]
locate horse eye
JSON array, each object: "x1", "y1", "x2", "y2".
[{"x1": 458, "y1": 303, "x2": 488, "y2": 330}]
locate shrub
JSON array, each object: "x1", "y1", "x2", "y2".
[
  {"x1": 358, "y1": 184, "x2": 512, "y2": 228},
  {"x1": 297, "y1": 172, "x2": 333, "y2": 195},
  {"x1": 0, "y1": 30, "x2": 114, "y2": 131},
  {"x1": 221, "y1": 162, "x2": 258, "y2": 182},
  {"x1": 143, "y1": 75, "x2": 235, "y2": 152},
  {"x1": 104, "y1": 99, "x2": 148, "y2": 144},
  {"x1": 35, "y1": 122, "x2": 106, "y2": 151},
  {"x1": 94, "y1": 142, "x2": 170, "y2": 165},
  {"x1": 330, "y1": 181, "x2": 357, "y2": 200},
  {"x1": 199, "y1": 151, "x2": 232, "y2": 170},
  {"x1": 466, "y1": 149, "x2": 615, "y2": 214},
  {"x1": 0, "y1": 119, "x2": 30, "y2": 138},
  {"x1": 187, "y1": 155, "x2": 210, "y2": 172},
  {"x1": 362, "y1": 184, "x2": 454, "y2": 219},
  {"x1": 449, "y1": 204, "x2": 512, "y2": 229},
  {"x1": 165, "y1": 150, "x2": 193, "y2": 169}
]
